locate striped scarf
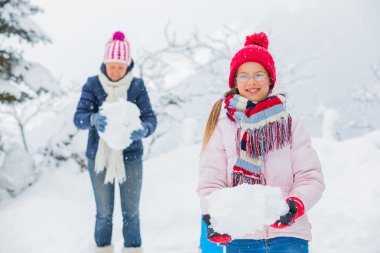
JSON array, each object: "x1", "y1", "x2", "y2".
[{"x1": 224, "y1": 93, "x2": 292, "y2": 186}]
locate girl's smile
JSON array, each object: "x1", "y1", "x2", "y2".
[{"x1": 246, "y1": 88, "x2": 260, "y2": 94}]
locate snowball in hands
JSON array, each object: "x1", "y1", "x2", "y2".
[
  {"x1": 207, "y1": 184, "x2": 289, "y2": 238},
  {"x1": 98, "y1": 99, "x2": 142, "y2": 150}
]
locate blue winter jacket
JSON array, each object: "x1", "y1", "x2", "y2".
[{"x1": 73, "y1": 63, "x2": 157, "y2": 160}]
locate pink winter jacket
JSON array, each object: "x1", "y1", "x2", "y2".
[{"x1": 197, "y1": 115, "x2": 325, "y2": 241}]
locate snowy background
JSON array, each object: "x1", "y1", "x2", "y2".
[{"x1": 0, "y1": 0, "x2": 380, "y2": 252}]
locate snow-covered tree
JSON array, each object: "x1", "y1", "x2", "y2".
[
  {"x1": 0, "y1": 0, "x2": 53, "y2": 102},
  {"x1": 136, "y1": 25, "x2": 240, "y2": 157},
  {"x1": 0, "y1": 0, "x2": 60, "y2": 150},
  {"x1": 0, "y1": 0, "x2": 62, "y2": 201}
]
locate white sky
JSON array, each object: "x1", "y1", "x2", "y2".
[{"x1": 23, "y1": 0, "x2": 293, "y2": 85}]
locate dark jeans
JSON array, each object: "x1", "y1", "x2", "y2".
[
  {"x1": 88, "y1": 158, "x2": 143, "y2": 248},
  {"x1": 226, "y1": 237, "x2": 308, "y2": 253}
]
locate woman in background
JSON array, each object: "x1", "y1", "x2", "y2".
[{"x1": 74, "y1": 31, "x2": 157, "y2": 253}]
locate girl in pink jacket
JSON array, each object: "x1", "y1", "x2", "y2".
[{"x1": 197, "y1": 32, "x2": 325, "y2": 253}]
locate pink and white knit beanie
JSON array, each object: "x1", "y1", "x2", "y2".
[{"x1": 103, "y1": 31, "x2": 131, "y2": 65}]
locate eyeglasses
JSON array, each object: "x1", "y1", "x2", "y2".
[{"x1": 235, "y1": 72, "x2": 268, "y2": 83}]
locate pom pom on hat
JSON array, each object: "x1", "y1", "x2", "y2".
[
  {"x1": 244, "y1": 32, "x2": 269, "y2": 49},
  {"x1": 103, "y1": 31, "x2": 131, "y2": 65},
  {"x1": 228, "y1": 32, "x2": 276, "y2": 89},
  {"x1": 113, "y1": 31, "x2": 125, "y2": 41}
]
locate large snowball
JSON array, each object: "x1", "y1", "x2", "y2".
[
  {"x1": 98, "y1": 99, "x2": 142, "y2": 150},
  {"x1": 207, "y1": 184, "x2": 289, "y2": 238}
]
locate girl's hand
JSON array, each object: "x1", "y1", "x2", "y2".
[
  {"x1": 271, "y1": 197, "x2": 305, "y2": 229},
  {"x1": 202, "y1": 214, "x2": 232, "y2": 244}
]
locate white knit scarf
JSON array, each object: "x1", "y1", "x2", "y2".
[{"x1": 95, "y1": 70, "x2": 133, "y2": 184}]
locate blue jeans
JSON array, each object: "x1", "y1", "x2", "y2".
[
  {"x1": 88, "y1": 158, "x2": 143, "y2": 248},
  {"x1": 226, "y1": 237, "x2": 308, "y2": 253}
]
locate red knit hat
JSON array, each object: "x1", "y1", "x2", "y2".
[
  {"x1": 228, "y1": 32, "x2": 276, "y2": 89},
  {"x1": 103, "y1": 31, "x2": 131, "y2": 65}
]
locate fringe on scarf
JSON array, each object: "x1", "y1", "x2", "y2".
[
  {"x1": 95, "y1": 145, "x2": 126, "y2": 184},
  {"x1": 235, "y1": 126, "x2": 242, "y2": 156},
  {"x1": 237, "y1": 115, "x2": 292, "y2": 158},
  {"x1": 232, "y1": 170, "x2": 266, "y2": 186}
]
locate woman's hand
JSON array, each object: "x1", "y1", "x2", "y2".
[
  {"x1": 91, "y1": 113, "x2": 107, "y2": 132},
  {"x1": 130, "y1": 122, "x2": 149, "y2": 141}
]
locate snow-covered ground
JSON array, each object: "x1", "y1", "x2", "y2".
[
  {"x1": 0, "y1": 145, "x2": 200, "y2": 253},
  {"x1": 1, "y1": 130, "x2": 379, "y2": 253}
]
